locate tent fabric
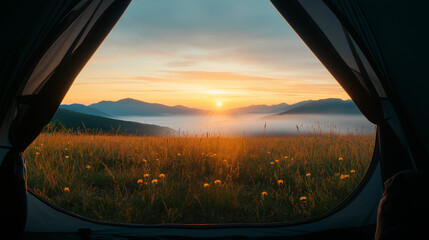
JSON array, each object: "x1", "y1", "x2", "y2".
[
  {"x1": 0, "y1": 0, "x2": 424, "y2": 238},
  {"x1": 0, "y1": 0, "x2": 130, "y2": 234},
  {"x1": 270, "y1": 0, "x2": 429, "y2": 176}
]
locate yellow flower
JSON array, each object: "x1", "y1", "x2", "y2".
[
  {"x1": 144, "y1": 173, "x2": 150, "y2": 178},
  {"x1": 177, "y1": 153, "x2": 181, "y2": 156},
  {"x1": 275, "y1": 159, "x2": 279, "y2": 163},
  {"x1": 35, "y1": 152, "x2": 40, "y2": 155},
  {"x1": 86, "y1": 165, "x2": 91, "y2": 170},
  {"x1": 339, "y1": 157, "x2": 344, "y2": 161},
  {"x1": 306, "y1": 173, "x2": 311, "y2": 177},
  {"x1": 159, "y1": 173, "x2": 165, "y2": 179},
  {"x1": 156, "y1": 158, "x2": 159, "y2": 161},
  {"x1": 65, "y1": 156, "x2": 69, "y2": 159},
  {"x1": 340, "y1": 174, "x2": 350, "y2": 180},
  {"x1": 142, "y1": 159, "x2": 147, "y2": 163},
  {"x1": 204, "y1": 183, "x2": 210, "y2": 188},
  {"x1": 350, "y1": 170, "x2": 356, "y2": 173},
  {"x1": 137, "y1": 179, "x2": 143, "y2": 184},
  {"x1": 65, "y1": 148, "x2": 68, "y2": 150},
  {"x1": 214, "y1": 180, "x2": 221, "y2": 185},
  {"x1": 151, "y1": 179, "x2": 158, "y2": 184},
  {"x1": 284, "y1": 156, "x2": 288, "y2": 159},
  {"x1": 300, "y1": 196, "x2": 307, "y2": 201},
  {"x1": 64, "y1": 187, "x2": 70, "y2": 193},
  {"x1": 277, "y1": 180, "x2": 284, "y2": 186},
  {"x1": 261, "y1": 191, "x2": 268, "y2": 198},
  {"x1": 270, "y1": 162, "x2": 275, "y2": 165}
]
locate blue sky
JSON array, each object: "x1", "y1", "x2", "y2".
[{"x1": 64, "y1": 0, "x2": 347, "y2": 109}]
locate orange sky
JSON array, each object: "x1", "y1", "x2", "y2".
[{"x1": 62, "y1": 0, "x2": 349, "y2": 110}]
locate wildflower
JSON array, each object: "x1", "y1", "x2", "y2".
[
  {"x1": 350, "y1": 170, "x2": 356, "y2": 173},
  {"x1": 144, "y1": 173, "x2": 150, "y2": 178},
  {"x1": 284, "y1": 156, "x2": 288, "y2": 159},
  {"x1": 340, "y1": 174, "x2": 350, "y2": 180},
  {"x1": 151, "y1": 179, "x2": 158, "y2": 184},
  {"x1": 86, "y1": 165, "x2": 91, "y2": 170},
  {"x1": 306, "y1": 173, "x2": 311, "y2": 177},
  {"x1": 177, "y1": 153, "x2": 181, "y2": 156},
  {"x1": 261, "y1": 191, "x2": 268, "y2": 198},
  {"x1": 137, "y1": 179, "x2": 143, "y2": 184},
  {"x1": 35, "y1": 152, "x2": 40, "y2": 155},
  {"x1": 214, "y1": 180, "x2": 221, "y2": 185},
  {"x1": 300, "y1": 196, "x2": 307, "y2": 201},
  {"x1": 277, "y1": 180, "x2": 284, "y2": 186},
  {"x1": 156, "y1": 158, "x2": 159, "y2": 161},
  {"x1": 204, "y1": 183, "x2": 210, "y2": 188},
  {"x1": 65, "y1": 156, "x2": 69, "y2": 159},
  {"x1": 270, "y1": 162, "x2": 275, "y2": 165},
  {"x1": 339, "y1": 157, "x2": 344, "y2": 161},
  {"x1": 64, "y1": 187, "x2": 70, "y2": 193},
  {"x1": 65, "y1": 148, "x2": 68, "y2": 151},
  {"x1": 142, "y1": 159, "x2": 147, "y2": 163},
  {"x1": 275, "y1": 159, "x2": 279, "y2": 163},
  {"x1": 159, "y1": 173, "x2": 165, "y2": 179}
]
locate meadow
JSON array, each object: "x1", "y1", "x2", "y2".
[{"x1": 24, "y1": 132, "x2": 375, "y2": 224}]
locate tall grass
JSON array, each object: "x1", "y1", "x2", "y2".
[{"x1": 24, "y1": 132, "x2": 374, "y2": 224}]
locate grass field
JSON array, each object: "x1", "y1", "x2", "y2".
[{"x1": 24, "y1": 132, "x2": 375, "y2": 224}]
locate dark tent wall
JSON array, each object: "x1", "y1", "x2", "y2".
[
  {"x1": 271, "y1": 0, "x2": 429, "y2": 179},
  {"x1": 0, "y1": 0, "x2": 130, "y2": 234}
]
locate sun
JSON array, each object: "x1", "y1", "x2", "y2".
[{"x1": 216, "y1": 101, "x2": 223, "y2": 107}]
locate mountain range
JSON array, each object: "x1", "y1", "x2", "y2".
[
  {"x1": 60, "y1": 98, "x2": 361, "y2": 117},
  {"x1": 51, "y1": 109, "x2": 175, "y2": 136}
]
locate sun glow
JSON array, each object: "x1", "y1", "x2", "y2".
[{"x1": 216, "y1": 101, "x2": 223, "y2": 107}]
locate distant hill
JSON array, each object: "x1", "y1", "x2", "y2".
[
  {"x1": 60, "y1": 104, "x2": 109, "y2": 117},
  {"x1": 275, "y1": 98, "x2": 361, "y2": 115},
  {"x1": 89, "y1": 98, "x2": 206, "y2": 116},
  {"x1": 51, "y1": 109, "x2": 175, "y2": 136},
  {"x1": 228, "y1": 103, "x2": 290, "y2": 114}
]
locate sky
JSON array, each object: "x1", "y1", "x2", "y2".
[{"x1": 62, "y1": 0, "x2": 349, "y2": 110}]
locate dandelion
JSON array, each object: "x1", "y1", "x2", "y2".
[
  {"x1": 340, "y1": 174, "x2": 350, "y2": 180},
  {"x1": 144, "y1": 173, "x2": 150, "y2": 178},
  {"x1": 204, "y1": 183, "x2": 210, "y2": 188},
  {"x1": 214, "y1": 180, "x2": 221, "y2": 185},
  {"x1": 64, "y1": 187, "x2": 70, "y2": 193},
  {"x1": 35, "y1": 152, "x2": 40, "y2": 155},
  {"x1": 159, "y1": 173, "x2": 165, "y2": 179},
  {"x1": 137, "y1": 179, "x2": 143, "y2": 184},
  {"x1": 275, "y1": 159, "x2": 279, "y2": 163},
  {"x1": 339, "y1": 157, "x2": 344, "y2": 161},
  {"x1": 270, "y1": 162, "x2": 275, "y2": 165},
  {"x1": 300, "y1": 196, "x2": 307, "y2": 201},
  {"x1": 86, "y1": 165, "x2": 91, "y2": 170},
  {"x1": 306, "y1": 173, "x2": 311, "y2": 177},
  {"x1": 151, "y1": 179, "x2": 158, "y2": 184},
  {"x1": 65, "y1": 156, "x2": 69, "y2": 159},
  {"x1": 350, "y1": 170, "x2": 356, "y2": 173},
  {"x1": 261, "y1": 191, "x2": 268, "y2": 198},
  {"x1": 277, "y1": 180, "x2": 284, "y2": 186}
]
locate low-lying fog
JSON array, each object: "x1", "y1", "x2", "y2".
[{"x1": 115, "y1": 114, "x2": 376, "y2": 136}]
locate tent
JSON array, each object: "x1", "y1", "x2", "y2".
[{"x1": 0, "y1": 0, "x2": 427, "y2": 239}]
